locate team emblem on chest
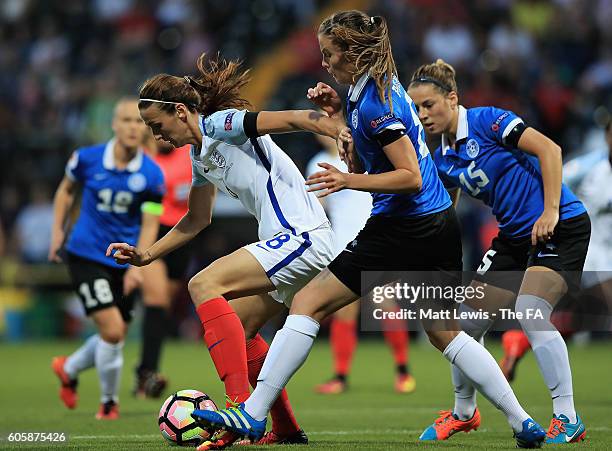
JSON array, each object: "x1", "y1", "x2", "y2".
[
  {"x1": 127, "y1": 173, "x2": 146, "y2": 192},
  {"x1": 209, "y1": 149, "x2": 226, "y2": 168},
  {"x1": 351, "y1": 109, "x2": 359, "y2": 129},
  {"x1": 466, "y1": 138, "x2": 480, "y2": 158}
]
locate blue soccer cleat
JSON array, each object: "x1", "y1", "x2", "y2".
[
  {"x1": 191, "y1": 402, "x2": 266, "y2": 442},
  {"x1": 515, "y1": 418, "x2": 546, "y2": 448},
  {"x1": 545, "y1": 414, "x2": 586, "y2": 444}
]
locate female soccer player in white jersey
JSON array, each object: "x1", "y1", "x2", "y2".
[
  {"x1": 106, "y1": 53, "x2": 351, "y2": 446},
  {"x1": 408, "y1": 59, "x2": 590, "y2": 444},
  {"x1": 191, "y1": 10, "x2": 546, "y2": 449}
]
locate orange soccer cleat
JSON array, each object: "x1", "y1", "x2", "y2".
[
  {"x1": 419, "y1": 409, "x2": 481, "y2": 441},
  {"x1": 95, "y1": 400, "x2": 119, "y2": 420},
  {"x1": 395, "y1": 373, "x2": 416, "y2": 393},
  {"x1": 315, "y1": 377, "x2": 347, "y2": 394},
  {"x1": 236, "y1": 429, "x2": 309, "y2": 446},
  {"x1": 51, "y1": 356, "x2": 78, "y2": 409},
  {"x1": 197, "y1": 430, "x2": 242, "y2": 450},
  {"x1": 500, "y1": 330, "x2": 531, "y2": 382}
]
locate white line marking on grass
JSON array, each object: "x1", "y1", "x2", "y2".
[{"x1": 69, "y1": 426, "x2": 611, "y2": 440}]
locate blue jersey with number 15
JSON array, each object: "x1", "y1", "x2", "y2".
[
  {"x1": 346, "y1": 74, "x2": 451, "y2": 218},
  {"x1": 434, "y1": 106, "x2": 585, "y2": 238},
  {"x1": 65, "y1": 140, "x2": 165, "y2": 268}
]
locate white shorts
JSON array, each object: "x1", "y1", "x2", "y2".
[{"x1": 244, "y1": 223, "x2": 335, "y2": 306}]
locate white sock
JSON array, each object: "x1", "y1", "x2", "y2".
[
  {"x1": 450, "y1": 305, "x2": 492, "y2": 420},
  {"x1": 64, "y1": 334, "x2": 99, "y2": 379},
  {"x1": 95, "y1": 339, "x2": 124, "y2": 404},
  {"x1": 444, "y1": 332, "x2": 529, "y2": 432},
  {"x1": 451, "y1": 363, "x2": 477, "y2": 420},
  {"x1": 244, "y1": 315, "x2": 320, "y2": 420},
  {"x1": 516, "y1": 294, "x2": 576, "y2": 422}
]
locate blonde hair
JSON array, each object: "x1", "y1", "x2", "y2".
[
  {"x1": 139, "y1": 53, "x2": 251, "y2": 117},
  {"x1": 319, "y1": 10, "x2": 397, "y2": 110},
  {"x1": 409, "y1": 59, "x2": 458, "y2": 94}
]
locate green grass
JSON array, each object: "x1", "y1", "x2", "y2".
[{"x1": 0, "y1": 339, "x2": 610, "y2": 450}]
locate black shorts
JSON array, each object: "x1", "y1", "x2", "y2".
[
  {"x1": 66, "y1": 252, "x2": 136, "y2": 322},
  {"x1": 159, "y1": 224, "x2": 194, "y2": 280},
  {"x1": 328, "y1": 207, "x2": 463, "y2": 296},
  {"x1": 474, "y1": 212, "x2": 591, "y2": 291}
]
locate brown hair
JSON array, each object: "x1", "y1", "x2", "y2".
[
  {"x1": 409, "y1": 59, "x2": 458, "y2": 94},
  {"x1": 139, "y1": 53, "x2": 252, "y2": 117},
  {"x1": 319, "y1": 10, "x2": 397, "y2": 110}
]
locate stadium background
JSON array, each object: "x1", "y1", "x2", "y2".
[{"x1": 0, "y1": 1, "x2": 610, "y2": 448}]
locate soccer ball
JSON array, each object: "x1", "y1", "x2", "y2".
[{"x1": 158, "y1": 389, "x2": 218, "y2": 446}]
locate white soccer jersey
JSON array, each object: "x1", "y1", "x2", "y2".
[
  {"x1": 306, "y1": 150, "x2": 372, "y2": 253},
  {"x1": 576, "y1": 157, "x2": 612, "y2": 271},
  {"x1": 191, "y1": 109, "x2": 329, "y2": 240}
]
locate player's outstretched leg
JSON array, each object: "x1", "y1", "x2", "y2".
[
  {"x1": 92, "y1": 308, "x2": 125, "y2": 420},
  {"x1": 427, "y1": 330, "x2": 545, "y2": 448},
  {"x1": 500, "y1": 329, "x2": 531, "y2": 382},
  {"x1": 51, "y1": 333, "x2": 100, "y2": 409},
  {"x1": 246, "y1": 334, "x2": 308, "y2": 445},
  {"x1": 515, "y1": 297, "x2": 585, "y2": 444},
  {"x1": 95, "y1": 338, "x2": 123, "y2": 420}
]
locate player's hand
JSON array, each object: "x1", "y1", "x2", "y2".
[
  {"x1": 338, "y1": 134, "x2": 364, "y2": 174},
  {"x1": 307, "y1": 82, "x2": 342, "y2": 118},
  {"x1": 123, "y1": 266, "x2": 143, "y2": 296},
  {"x1": 531, "y1": 207, "x2": 559, "y2": 245},
  {"x1": 48, "y1": 229, "x2": 65, "y2": 263},
  {"x1": 305, "y1": 162, "x2": 350, "y2": 198},
  {"x1": 106, "y1": 242, "x2": 149, "y2": 266}
]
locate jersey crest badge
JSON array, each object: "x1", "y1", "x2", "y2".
[
  {"x1": 466, "y1": 139, "x2": 480, "y2": 158},
  {"x1": 209, "y1": 149, "x2": 226, "y2": 168},
  {"x1": 351, "y1": 109, "x2": 359, "y2": 129},
  {"x1": 128, "y1": 173, "x2": 147, "y2": 192}
]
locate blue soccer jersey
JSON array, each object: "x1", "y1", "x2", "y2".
[
  {"x1": 434, "y1": 106, "x2": 586, "y2": 238},
  {"x1": 65, "y1": 140, "x2": 165, "y2": 267},
  {"x1": 346, "y1": 74, "x2": 451, "y2": 217}
]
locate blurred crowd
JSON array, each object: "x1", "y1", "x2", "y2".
[{"x1": 1, "y1": 0, "x2": 612, "y2": 267}]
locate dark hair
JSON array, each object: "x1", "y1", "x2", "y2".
[
  {"x1": 139, "y1": 53, "x2": 252, "y2": 117},
  {"x1": 319, "y1": 10, "x2": 397, "y2": 110},
  {"x1": 409, "y1": 59, "x2": 458, "y2": 94}
]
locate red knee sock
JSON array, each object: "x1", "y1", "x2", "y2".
[
  {"x1": 502, "y1": 329, "x2": 531, "y2": 358},
  {"x1": 247, "y1": 334, "x2": 300, "y2": 435},
  {"x1": 382, "y1": 316, "x2": 408, "y2": 367},
  {"x1": 330, "y1": 318, "x2": 357, "y2": 376},
  {"x1": 196, "y1": 298, "x2": 250, "y2": 405}
]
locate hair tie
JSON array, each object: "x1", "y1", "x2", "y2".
[{"x1": 410, "y1": 76, "x2": 452, "y2": 92}]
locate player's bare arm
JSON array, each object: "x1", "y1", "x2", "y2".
[
  {"x1": 307, "y1": 135, "x2": 422, "y2": 197},
  {"x1": 49, "y1": 175, "x2": 78, "y2": 263},
  {"x1": 254, "y1": 110, "x2": 350, "y2": 141},
  {"x1": 107, "y1": 184, "x2": 216, "y2": 266},
  {"x1": 517, "y1": 127, "x2": 562, "y2": 244}
]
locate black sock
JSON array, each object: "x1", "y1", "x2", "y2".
[
  {"x1": 397, "y1": 364, "x2": 409, "y2": 375},
  {"x1": 138, "y1": 306, "x2": 167, "y2": 374},
  {"x1": 335, "y1": 373, "x2": 347, "y2": 383}
]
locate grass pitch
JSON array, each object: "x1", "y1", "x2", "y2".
[{"x1": 0, "y1": 338, "x2": 610, "y2": 450}]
